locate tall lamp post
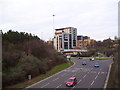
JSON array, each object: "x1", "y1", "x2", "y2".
[
  {"x1": 0, "y1": 30, "x2": 2, "y2": 90},
  {"x1": 53, "y1": 14, "x2": 55, "y2": 38}
]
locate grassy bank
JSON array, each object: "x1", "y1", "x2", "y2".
[
  {"x1": 107, "y1": 62, "x2": 119, "y2": 88},
  {"x1": 95, "y1": 58, "x2": 112, "y2": 60},
  {"x1": 7, "y1": 61, "x2": 74, "y2": 88}
]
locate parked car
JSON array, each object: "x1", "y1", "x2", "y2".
[
  {"x1": 94, "y1": 63, "x2": 100, "y2": 67},
  {"x1": 66, "y1": 77, "x2": 77, "y2": 87},
  {"x1": 79, "y1": 57, "x2": 83, "y2": 59},
  {"x1": 89, "y1": 57, "x2": 94, "y2": 61},
  {"x1": 82, "y1": 61, "x2": 87, "y2": 65}
]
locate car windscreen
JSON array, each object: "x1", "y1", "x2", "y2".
[
  {"x1": 95, "y1": 63, "x2": 99, "y2": 65},
  {"x1": 68, "y1": 79, "x2": 74, "y2": 82}
]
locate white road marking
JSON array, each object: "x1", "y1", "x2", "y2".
[
  {"x1": 56, "y1": 84, "x2": 62, "y2": 88},
  {"x1": 72, "y1": 70, "x2": 76, "y2": 72},
  {"x1": 71, "y1": 85, "x2": 75, "y2": 90},
  {"x1": 72, "y1": 73, "x2": 76, "y2": 77},
  {"x1": 41, "y1": 83, "x2": 49, "y2": 88},
  {"x1": 83, "y1": 74, "x2": 87, "y2": 78},
  {"x1": 91, "y1": 71, "x2": 97, "y2": 73},
  {"x1": 91, "y1": 68, "x2": 93, "y2": 70},
  {"x1": 91, "y1": 81, "x2": 95, "y2": 86},
  {"x1": 95, "y1": 75, "x2": 98, "y2": 79},
  {"x1": 98, "y1": 72, "x2": 100, "y2": 75},
  {"x1": 101, "y1": 72, "x2": 105, "y2": 74},
  {"x1": 78, "y1": 79, "x2": 82, "y2": 84},
  {"x1": 61, "y1": 73, "x2": 66, "y2": 77},
  {"x1": 53, "y1": 78, "x2": 59, "y2": 81},
  {"x1": 88, "y1": 69, "x2": 91, "y2": 74}
]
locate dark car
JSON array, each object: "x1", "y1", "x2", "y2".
[
  {"x1": 79, "y1": 57, "x2": 83, "y2": 59},
  {"x1": 66, "y1": 77, "x2": 77, "y2": 87},
  {"x1": 82, "y1": 61, "x2": 87, "y2": 65}
]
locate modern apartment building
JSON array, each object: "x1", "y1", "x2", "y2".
[
  {"x1": 54, "y1": 27, "x2": 77, "y2": 51},
  {"x1": 77, "y1": 35, "x2": 96, "y2": 49}
]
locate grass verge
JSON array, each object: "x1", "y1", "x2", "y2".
[
  {"x1": 95, "y1": 58, "x2": 112, "y2": 60},
  {"x1": 106, "y1": 62, "x2": 119, "y2": 88},
  {"x1": 7, "y1": 61, "x2": 74, "y2": 88}
]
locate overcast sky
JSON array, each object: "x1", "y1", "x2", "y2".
[{"x1": 0, "y1": 0, "x2": 119, "y2": 41}]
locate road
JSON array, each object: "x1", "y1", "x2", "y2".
[{"x1": 26, "y1": 57, "x2": 113, "y2": 89}]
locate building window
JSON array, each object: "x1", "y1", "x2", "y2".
[
  {"x1": 73, "y1": 40, "x2": 76, "y2": 46},
  {"x1": 64, "y1": 42, "x2": 68, "y2": 49}
]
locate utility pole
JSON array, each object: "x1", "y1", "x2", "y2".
[
  {"x1": 0, "y1": 30, "x2": 1, "y2": 90},
  {"x1": 53, "y1": 14, "x2": 55, "y2": 38}
]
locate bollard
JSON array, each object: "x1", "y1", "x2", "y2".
[{"x1": 28, "y1": 75, "x2": 31, "y2": 80}]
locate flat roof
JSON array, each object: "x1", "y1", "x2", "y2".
[{"x1": 55, "y1": 27, "x2": 75, "y2": 31}]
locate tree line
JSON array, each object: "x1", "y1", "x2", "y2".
[
  {"x1": 2, "y1": 30, "x2": 67, "y2": 87},
  {"x1": 82, "y1": 38, "x2": 118, "y2": 57}
]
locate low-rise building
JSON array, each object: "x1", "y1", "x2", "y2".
[
  {"x1": 47, "y1": 40, "x2": 53, "y2": 45},
  {"x1": 77, "y1": 35, "x2": 96, "y2": 49}
]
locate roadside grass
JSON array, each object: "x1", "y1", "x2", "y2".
[
  {"x1": 7, "y1": 61, "x2": 74, "y2": 88},
  {"x1": 95, "y1": 58, "x2": 112, "y2": 60},
  {"x1": 107, "y1": 62, "x2": 119, "y2": 88}
]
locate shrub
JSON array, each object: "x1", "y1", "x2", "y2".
[
  {"x1": 2, "y1": 30, "x2": 67, "y2": 87},
  {"x1": 3, "y1": 55, "x2": 47, "y2": 86}
]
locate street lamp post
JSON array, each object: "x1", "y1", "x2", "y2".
[{"x1": 53, "y1": 14, "x2": 55, "y2": 38}]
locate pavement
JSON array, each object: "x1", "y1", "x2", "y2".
[{"x1": 25, "y1": 57, "x2": 113, "y2": 90}]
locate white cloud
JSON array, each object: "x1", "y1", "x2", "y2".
[{"x1": 0, "y1": 0, "x2": 119, "y2": 41}]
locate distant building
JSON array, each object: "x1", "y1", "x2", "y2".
[
  {"x1": 47, "y1": 40, "x2": 53, "y2": 45},
  {"x1": 77, "y1": 35, "x2": 84, "y2": 40},
  {"x1": 77, "y1": 35, "x2": 90, "y2": 40},
  {"x1": 54, "y1": 27, "x2": 77, "y2": 51},
  {"x1": 77, "y1": 35, "x2": 95, "y2": 49}
]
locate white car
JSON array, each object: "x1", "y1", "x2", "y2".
[{"x1": 89, "y1": 57, "x2": 94, "y2": 61}]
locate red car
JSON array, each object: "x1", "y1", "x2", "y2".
[{"x1": 66, "y1": 77, "x2": 77, "y2": 87}]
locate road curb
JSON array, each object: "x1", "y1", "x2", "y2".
[
  {"x1": 26, "y1": 60, "x2": 76, "y2": 88},
  {"x1": 104, "y1": 62, "x2": 113, "y2": 89}
]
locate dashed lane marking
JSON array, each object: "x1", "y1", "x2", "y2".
[
  {"x1": 91, "y1": 68, "x2": 93, "y2": 70},
  {"x1": 95, "y1": 75, "x2": 98, "y2": 80},
  {"x1": 101, "y1": 72, "x2": 107, "y2": 74},
  {"x1": 72, "y1": 73, "x2": 76, "y2": 77},
  {"x1": 56, "y1": 84, "x2": 62, "y2": 88},
  {"x1": 53, "y1": 78, "x2": 59, "y2": 81},
  {"x1": 98, "y1": 72, "x2": 100, "y2": 75},
  {"x1": 65, "y1": 68, "x2": 93, "y2": 73},
  {"x1": 83, "y1": 74, "x2": 87, "y2": 78},
  {"x1": 77, "y1": 79, "x2": 82, "y2": 84},
  {"x1": 41, "y1": 83, "x2": 49, "y2": 88},
  {"x1": 91, "y1": 71, "x2": 97, "y2": 73},
  {"x1": 71, "y1": 85, "x2": 75, "y2": 90},
  {"x1": 91, "y1": 81, "x2": 94, "y2": 86},
  {"x1": 61, "y1": 73, "x2": 66, "y2": 77}
]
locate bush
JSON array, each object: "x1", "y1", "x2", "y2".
[
  {"x1": 3, "y1": 55, "x2": 47, "y2": 87},
  {"x1": 2, "y1": 30, "x2": 67, "y2": 87},
  {"x1": 2, "y1": 50, "x2": 21, "y2": 70},
  {"x1": 3, "y1": 66, "x2": 26, "y2": 87}
]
